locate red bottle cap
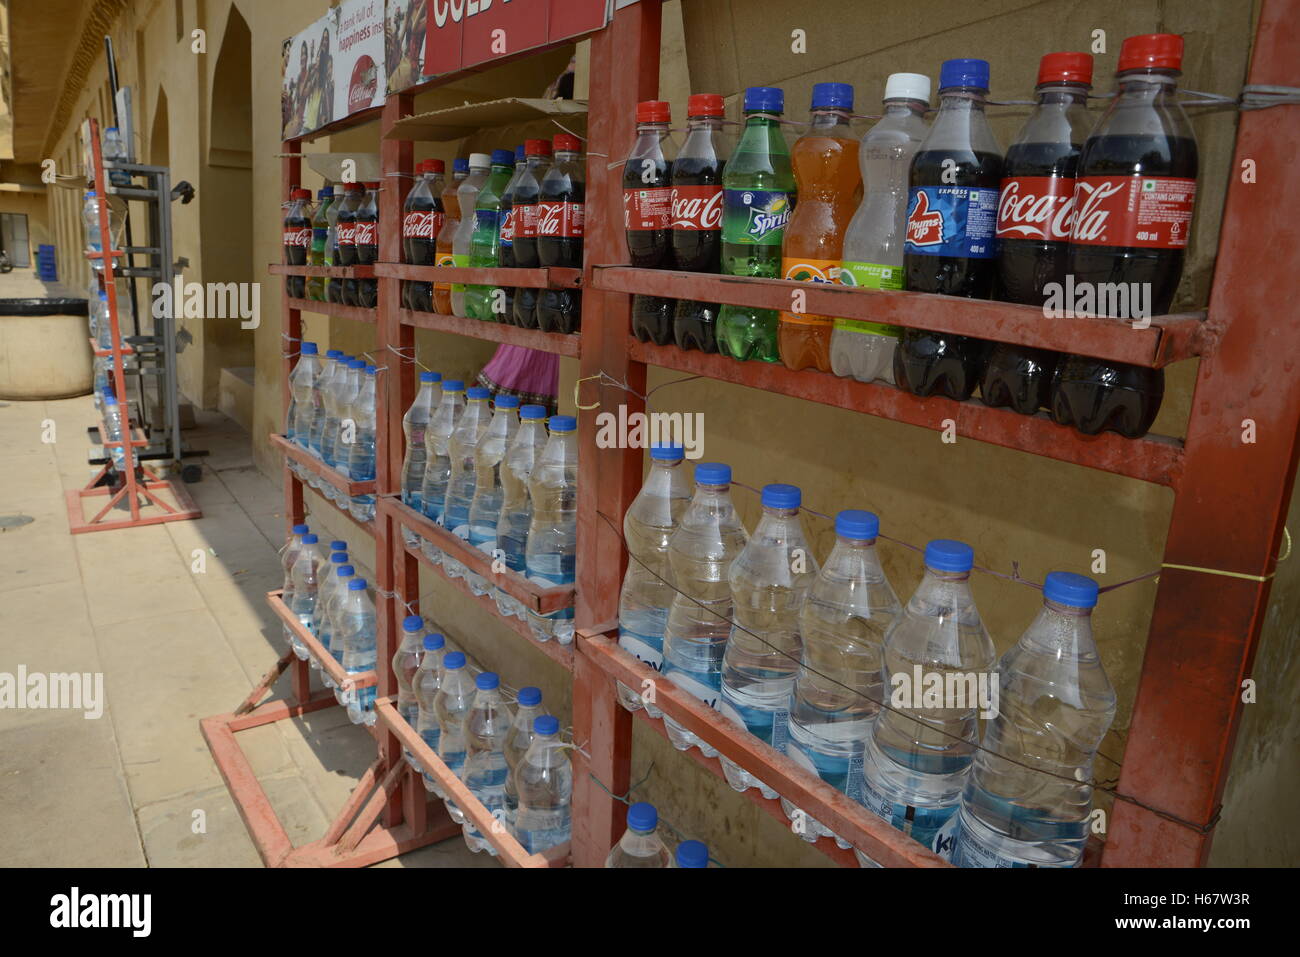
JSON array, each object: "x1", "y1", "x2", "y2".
[
  {"x1": 1117, "y1": 33, "x2": 1184, "y2": 72},
  {"x1": 687, "y1": 93, "x2": 726, "y2": 117},
  {"x1": 525, "y1": 138, "x2": 553, "y2": 156},
  {"x1": 1037, "y1": 51, "x2": 1093, "y2": 86},
  {"x1": 345, "y1": 182, "x2": 364, "y2": 191},
  {"x1": 636, "y1": 100, "x2": 671, "y2": 123},
  {"x1": 553, "y1": 133, "x2": 582, "y2": 153},
  {"x1": 363, "y1": 181, "x2": 379, "y2": 189},
  {"x1": 291, "y1": 188, "x2": 311, "y2": 200},
  {"x1": 426, "y1": 159, "x2": 445, "y2": 173}
]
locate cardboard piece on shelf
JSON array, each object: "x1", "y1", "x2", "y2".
[
  {"x1": 276, "y1": 152, "x2": 382, "y2": 183},
  {"x1": 384, "y1": 97, "x2": 588, "y2": 142}
]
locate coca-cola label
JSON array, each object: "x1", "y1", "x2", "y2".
[
  {"x1": 670, "y1": 185, "x2": 723, "y2": 232},
  {"x1": 403, "y1": 210, "x2": 443, "y2": 241},
  {"x1": 905, "y1": 186, "x2": 999, "y2": 259},
  {"x1": 996, "y1": 176, "x2": 1076, "y2": 241},
  {"x1": 338, "y1": 221, "x2": 357, "y2": 247},
  {"x1": 283, "y1": 226, "x2": 311, "y2": 248},
  {"x1": 516, "y1": 203, "x2": 540, "y2": 240},
  {"x1": 500, "y1": 208, "x2": 516, "y2": 245},
  {"x1": 1070, "y1": 175, "x2": 1197, "y2": 249},
  {"x1": 538, "y1": 201, "x2": 584, "y2": 239},
  {"x1": 354, "y1": 221, "x2": 378, "y2": 247},
  {"x1": 623, "y1": 186, "x2": 672, "y2": 231}
]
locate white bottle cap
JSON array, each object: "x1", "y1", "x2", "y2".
[
  {"x1": 468, "y1": 152, "x2": 491, "y2": 169},
  {"x1": 884, "y1": 72, "x2": 931, "y2": 105}
]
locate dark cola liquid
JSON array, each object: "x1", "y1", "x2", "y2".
[
  {"x1": 1053, "y1": 133, "x2": 1196, "y2": 438},
  {"x1": 671, "y1": 153, "x2": 724, "y2": 353},
  {"x1": 631, "y1": 295, "x2": 676, "y2": 344},
  {"x1": 538, "y1": 163, "x2": 584, "y2": 332},
  {"x1": 982, "y1": 140, "x2": 1080, "y2": 414},
  {"x1": 512, "y1": 175, "x2": 541, "y2": 327},
  {"x1": 623, "y1": 155, "x2": 671, "y2": 267},
  {"x1": 284, "y1": 213, "x2": 309, "y2": 299},
  {"x1": 407, "y1": 194, "x2": 440, "y2": 313},
  {"x1": 897, "y1": 149, "x2": 1002, "y2": 400},
  {"x1": 537, "y1": 289, "x2": 581, "y2": 334}
]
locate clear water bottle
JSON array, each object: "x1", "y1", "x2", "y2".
[
  {"x1": 310, "y1": 546, "x2": 350, "y2": 664},
  {"x1": 784, "y1": 509, "x2": 901, "y2": 845},
  {"x1": 392, "y1": 614, "x2": 425, "y2": 730},
  {"x1": 279, "y1": 523, "x2": 310, "y2": 606},
  {"x1": 308, "y1": 351, "x2": 345, "y2": 485},
  {"x1": 336, "y1": 578, "x2": 378, "y2": 725},
  {"x1": 440, "y1": 385, "x2": 493, "y2": 579},
  {"x1": 286, "y1": 534, "x2": 325, "y2": 659},
  {"x1": 660, "y1": 462, "x2": 749, "y2": 757},
  {"x1": 401, "y1": 371, "x2": 442, "y2": 548},
  {"x1": 101, "y1": 393, "x2": 127, "y2": 473},
  {"x1": 525, "y1": 415, "x2": 578, "y2": 644},
  {"x1": 93, "y1": 291, "x2": 112, "y2": 350},
  {"x1": 451, "y1": 153, "x2": 491, "y2": 317},
  {"x1": 493, "y1": 404, "x2": 549, "y2": 619},
  {"x1": 320, "y1": 563, "x2": 355, "y2": 688},
  {"x1": 461, "y1": 671, "x2": 514, "y2": 854},
  {"x1": 673, "y1": 840, "x2": 710, "y2": 868},
  {"x1": 327, "y1": 358, "x2": 366, "y2": 504},
  {"x1": 83, "y1": 190, "x2": 124, "y2": 268},
  {"x1": 858, "y1": 539, "x2": 995, "y2": 861},
  {"x1": 503, "y1": 686, "x2": 543, "y2": 834},
  {"x1": 515, "y1": 715, "x2": 573, "y2": 854},
  {"x1": 102, "y1": 126, "x2": 131, "y2": 187},
  {"x1": 412, "y1": 632, "x2": 446, "y2": 779},
  {"x1": 346, "y1": 365, "x2": 378, "y2": 522},
  {"x1": 618, "y1": 443, "x2": 691, "y2": 714},
  {"x1": 286, "y1": 341, "x2": 322, "y2": 480},
  {"x1": 318, "y1": 353, "x2": 351, "y2": 479},
  {"x1": 953, "y1": 572, "x2": 1115, "y2": 868},
  {"x1": 605, "y1": 802, "x2": 671, "y2": 867},
  {"x1": 832, "y1": 73, "x2": 931, "y2": 383},
  {"x1": 419, "y1": 379, "x2": 467, "y2": 565},
  {"x1": 433, "y1": 651, "x2": 475, "y2": 811},
  {"x1": 720, "y1": 483, "x2": 818, "y2": 798},
  {"x1": 467, "y1": 394, "x2": 521, "y2": 595},
  {"x1": 92, "y1": 357, "x2": 112, "y2": 410}
]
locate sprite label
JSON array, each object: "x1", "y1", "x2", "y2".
[
  {"x1": 835, "y1": 260, "x2": 903, "y2": 337},
  {"x1": 723, "y1": 189, "x2": 793, "y2": 246}
]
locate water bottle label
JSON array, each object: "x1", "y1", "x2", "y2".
[
  {"x1": 419, "y1": 727, "x2": 441, "y2": 752},
  {"x1": 904, "y1": 186, "x2": 999, "y2": 259},
  {"x1": 950, "y1": 826, "x2": 1030, "y2": 868},
  {"x1": 517, "y1": 814, "x2": 571, "y2": 853},
  {"x1": 859, "y1": 775, "x2": 959, "y2": 858},
  {"x1": 450, "y1": 522, "x2": 471, "y2": 540},
  {"x1": 723, "y1": 189, "x2": 793, "y2": 246},
  {"x1": 718, "y1": 695, "x2": 789, "y2": 753},
  {"x1": 617, "y1": 633, "x2": 664, "y2": 672},
  {"x1": 787, "y1": 739, "x2": 864, "y2": 801},
  {"x1": 660, "y1": 667, "x2": 723, "y2": 713},
  {"x1": 835, "y1": 261, "x2": 904, "y2": 337}
]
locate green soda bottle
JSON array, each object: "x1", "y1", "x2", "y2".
[
  {"x1": 307, "y1": 186, "x2": 333, "y2": 301},
  {"x1": 717, "y1": 86, "x2": 795, "y2": 363},
  {"x1": 467, "y1": 149, "x2": 515, "y2": 321}
]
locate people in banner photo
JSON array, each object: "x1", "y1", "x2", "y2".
[
  {"x1": 386, "y1": 0, "x2": 427, "y2": 92},
  {"x1": 309, "y1": 25, "x2": 336, "y2": 133}
]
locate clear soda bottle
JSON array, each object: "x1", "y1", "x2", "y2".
[
  {"x1": 451, "y1": 153, "x2": 491, "y2": 317},
  {"x1": 524, "y1": 416, "x2": 579, "y2": 644},
  {"x1": 514, "y1": 715, "x2": 573, "y2": 854},
  {"x1": 400, "y1": 371, "x2": 442, "y2": 548},
  {"x1": 604, "y1": 802, "x2": 671, "y2": 868},
  {"x1": 493, "y1": 405, "x2": 549, "y2": 619},
  {"x1": 413, "y1": 633, "x2": 447, "y2": 782},
  {"x1": 419, "y1": 379, "x2": 466, "y2": 565},
  {"x1": 467, "y1": 149, "x2": 516, "y2": 320},
  {"x1": 441, "y1": 386, "x2": 493, "y2": 580},
  {"x1": 461, "y1": 672, "x2": 514, "y2": 854},
  {"x1": 467, "y1": 394, "x2": 522, "y2": 595}
]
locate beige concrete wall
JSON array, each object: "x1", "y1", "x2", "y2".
[{"x1": 0, "y1": 187, "x2": 51, "y2": 274}]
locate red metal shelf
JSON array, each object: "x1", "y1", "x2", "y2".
[
  {"x1": 285, "y1": 297, "x2": 377, "y2": 323},
  {"x1": 271, "y1": 433, "x2": 377, "y2": 497},
  {"x1": 270, "y1": 263, "x2": 377, "y2": 279},
  {"x1": 88, "y1": 336, "x2": 134, "y2": 358},
  {"x1": 375, "y1": 262, "x2": 582, "y2": 289},
  {"x1": 267, "y1": 589, "x2": 377, "y2": 692},
  {"x1": 397, "y1": 308, "x2": 581, "y2": 356}
]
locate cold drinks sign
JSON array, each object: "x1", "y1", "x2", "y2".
[{"x1": 423, "y1": 0, "x2": 608, "y2": 77}]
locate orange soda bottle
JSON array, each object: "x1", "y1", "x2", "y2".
[
  {"x1": 778, "y1": 83, "x2": 862, "y2": 372},
  {"x1": 433, "y1": 158, "x2": 468, "y2": 314}
]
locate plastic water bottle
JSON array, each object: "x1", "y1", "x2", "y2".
[
  {"x1": 502, "y1": 686, "x2": 543, "y2": 833},
  {"x1": 514, "y1": 715, "x2": 572, "y2": 854},
  {"x1": 433, "y1": 651, "x2": 475, "y2": 811},
  {"x1": 310, "y1": 546, "x2": 350, "y2": 664},
  {"x1": 319, "y1": 354, "x2": 352, "y2": 479},
  {"x1": 346, "y1": 365, "x2": 378, "y2": 522},
  {"x1": 392, "y1": 615, "x2": 425, "y2": 734},
  {"x1": 320, "y1": 563, "x2": 355, "y2": 688},
  {"x1": 287, "y1": 342, "x2": 322, "y2": 481},
  {"x1": 493, "y1": 404, "x2": 549, "y2": 619},
  {"x1": 953, "y1": 572, "x2": 1115, "y2": 868},
  {"x1": 467, "y1": 395, "x2": 521, "y2": 595},
  {"x1": 618, "y1": 444, "x2": 692, "y2": 714},
  {"x1": 287, "y1": 534, "x2": 325, "y2": 659},
  {"x1": 461, "y1": 672, "x2": 514, "y2": 854},
  {"x1": 83, "y1": 190, "x2": 124, "y2": 268},
  {"x1": 832, "y1": 73, "x2": 931, "y2": 383},
  {"x1": 279, "y1": 523, "x2": 310, "y2": 603},
  {"x1": 93, "y1": 357, "x2": 112, "y2": 410},
  {"x1": 327, "y1": 358, "x2": 365, "y2": 503},
  {"x1": 442, "y1": 386, "x2": 493, "y2": 580},
  {"x1": 784, "y1": 509, "x2": 901, "y2": 845},
  {"x1": 93, "y1": 291, "x2": 112, "y2": 350},
  {"x1": 410, "y1": 633, "x2": 446, "y2": 777},
  {"x1": 308, "y1": 352, "x2": 345, "y2": 488},
  {"x1": 858, "y1": 539, "x2": 996, "y2": 862},
  {"x1": 674, "y1": 840, "x2": 710, "y2": 868},
  {"x1": 419, "y1": 379, "x2": 466, "y2": 564},
  {"x1": 401, "y1": 371, "x2": 442, "y2": 548},
  {"x1": 720, "y1": 483, "x2": 818, "y2": 798},
  {"x1": 660, "y1": 463, "x2": 749, "y2": 757},
  {"x1": 101, "y1": 393, "x2": 127, "y2": 473},
  {"x1": 336, "y1": 578, "x2": 378, "y2": 725},
  {"x1": 605, "y1": 802, "x2": 671, "y2": 867},
  {"x1": 525, "y1": 415, "x2": 578, "y2": 644},
  {"x1": 102, "y1": 126, "x2": 131, "y2": 187}
]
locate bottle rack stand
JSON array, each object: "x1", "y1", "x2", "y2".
[{"x1": 203, "y1": 0, "x2": 1300, "y2": 868}]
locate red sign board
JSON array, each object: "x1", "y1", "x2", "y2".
[{"x1": 423, "y1": 0, "x2": 608, "y2": 77}]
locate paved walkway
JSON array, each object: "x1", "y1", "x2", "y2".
[{"x1": 0, "y1": 394, "x2": 487, "y2": 867}]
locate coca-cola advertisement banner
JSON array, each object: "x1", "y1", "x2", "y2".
[
  {"x1": 422, "y1": 0, "x2": 608, "y2": 80},
  {"x1": 281, "y1": 12, "x2": 338, "y2": 139},
  {"x1": 385, "y1": 0, "x2": 428, "y2": 93},
  {"x1": 335, "y1": 0, "x2": 387, "y2": 121}
]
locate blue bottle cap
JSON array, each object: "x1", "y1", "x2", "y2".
[
  {"x1": 743, "y1": 86, "x2": 784, "y2": 113},
  {"x1": 549, "y1": 415, "x2": 576, "y2": 433},
  {"x1": 330, "y1": 540, "x2": 347, "y2": 551},
  {"x1": 419, "y1": 370, "x2": 441, "y2": 383},
  {"x1": 924, "y1": 539, "x2": 975, "y2": 573},
  {"x1": 443, "y1": 379, "x2": 465, "y2": 392},
  {"x1": 515, "y1": 144, "x2": 526, "y2": 161},
  {"x1": 650, "y1": 443, "x2": 685, "y2": 461},
  {"x1": 811, "y1": 82, "x2": 854, "y2": 110},
  {"x1": 330, "y1": 551, "x2": 348, "y2": 563},
  {"x1": 1043, "y1": 571, "x2": 1099, "y2": 609},
  {"x1": 336, "y1": 565, "x2": 355, "y2": 577},
  {"x1": 402, "y1": 615, "x2": 424, "y2": 632},
  {"x1": 300, "y1": 533, "x2": 318, "y2": 545},
  {"x1": 453, "y1": 157, "x2": 470, "y2": 173},
  {"x1": 491, "y1": 148, "x2": 515, "y2": 166},
  {"x1": 694, "y1": 462, "x2": 731, "y2": 486},
  {"x1": 534, "y1": 715, "x2": 559, "y2": 735},
  {"x1": 675, "y1": 840, "x2": 709, "y2": 868},
  {"x1": 495, "y1": 394, "x2": 521, "y2": 409},
  {"x1": 517, "y1": 686, "x2": 542, "y2": 707},
  {"x1": 476, "y1": 671, "x2": 500, "y2": 690},
  {"x1": 103, "y1": 394, "x2": 118, "y2": 405},
  {"x1": 836, "y1": 509, "x2": 879, "y2": 540},
  {"x1": 443, "y1": 651, "x2": 466, "y2": 670},
  {"x1": 520, "y1": 404, "x2": 547, "y2": 420},
  {"x1": 319, "y1": 186, "x2": 334, "y2": 198},
  {"x1": 467, "y1": 386, "x2": 490, "y2": 400},
  {"x1": 762, "y1": 483, "x2": 801, "y2": 510},
  {"x1": 423, "y1": 633, "x2": 445, "y2": 650},
  {"x1": 292, "y1": 523, "x2": 310, "y2": 535},
  {"x1": 939, "y1": 58, "x2": 990, "y2": 91},
  {"x1": 348, "y1": 578, "x2": 368, "y2": 590},
  {"x1": 627, "y1": 802, "x2": 658, "y2": 832},
  {"x1": 327, "y1": 349, "x2": 343, "y2": 358},
  {"x1": 301, "y1": 341, "x2": 318, "y2": 355},
  {"x1": 365, "y1": 365, "x2": 377, "y2": 375},
  {"x1": 349, "y1": 358, "x2": 366, "y2": 369}
]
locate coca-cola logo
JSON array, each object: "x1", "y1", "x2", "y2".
[
  {"x1": 283, "y1": 227, "x2": 311, "y2": 247},
  {"x1": 906, "y1": 191, "x2": 944, "y2": 246},
  {"x1": 670, "y1": 187, "x2": 722, "y2": 231},
  {"x1": 996, "y1": 177, "x2": 1076, "y2": 241},
  {"x1": 1070, "y1": 179, "x2": 1128, "y2": 243},
  {"x1": 403, "y1": 211, "x2": 441, "y2": 240},
  {"x1": 538, "y1": 201, "x2": 584, "y2": 238},
  {"x1": 354, "y1": 222, "x2": 377, "y2": 246},
  {"x1": 337, "y1": 222, "x2": 357, "y2": 245},
  {"x1": 348, "y1": 55, "x2": 378, "y2": 114}
]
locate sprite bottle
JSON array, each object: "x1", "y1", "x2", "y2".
[
  {"x1": 717, "y1": 87, "x2": 795, "y2": 363},
  {"x1": 467, "y1": 148, "x2": 515, "y2": 321}
]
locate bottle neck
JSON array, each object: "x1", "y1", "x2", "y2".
[
  {"x1": 554, "y1": 149, "x2": 580, "y2": 164},
  {"x1": 686, "y1": 116, "x2": 723, "y2": 131},
  {"x1": 1035, "y1": 82, "x2": 1090, "y2": 106},
  {"x1": 882, "y1": 97, "x2": 928, "y2": 118},
  {"x1": 937, "y1": 89, "x2": 988, "y2": 113},
  {"x1": 808, "y1": 107, "x2": 853, "y2": 132}
]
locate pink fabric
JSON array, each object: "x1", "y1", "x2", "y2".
[{"x1": 480, "y1": 345, "x2": 559, "y2": 398}]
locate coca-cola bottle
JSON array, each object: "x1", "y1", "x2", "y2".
[
  {"x1": 403, "y1": 160, "x2": 445, "y2": 312},
  {"x1": 671, "y1": 94, "x2": 727, "y2": 353},
  {"x1": 334, "y1": 182, "x2": 363, "y2": 305},
  {"x1": 895, "y1": 58, "x2": 1003, "y2": 401},
  {"x1": 625, "y1": 100, "x2": 676, "y2": 344},
  {"x1": 354, "y1": 181, "x2": 380, "y2": 308},
  {"x1": 1053, "y1": 33, "x2": 1197, "y2": 439},
  {"x1": 498, "y1": 145, "x2": 527, "y2": 324},
  {"x1": 980, "y1": 52, "x2": 1092, "y2": 415},
  {"x1": 283, "y1": 188, "x2": 312, "y2": 299},
  {"x1": 537, "y1": 133, "x2": 585, "y2": 334},
  {"x1": 511, "y1": 140, "x2": 553, "y2": 328}
]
